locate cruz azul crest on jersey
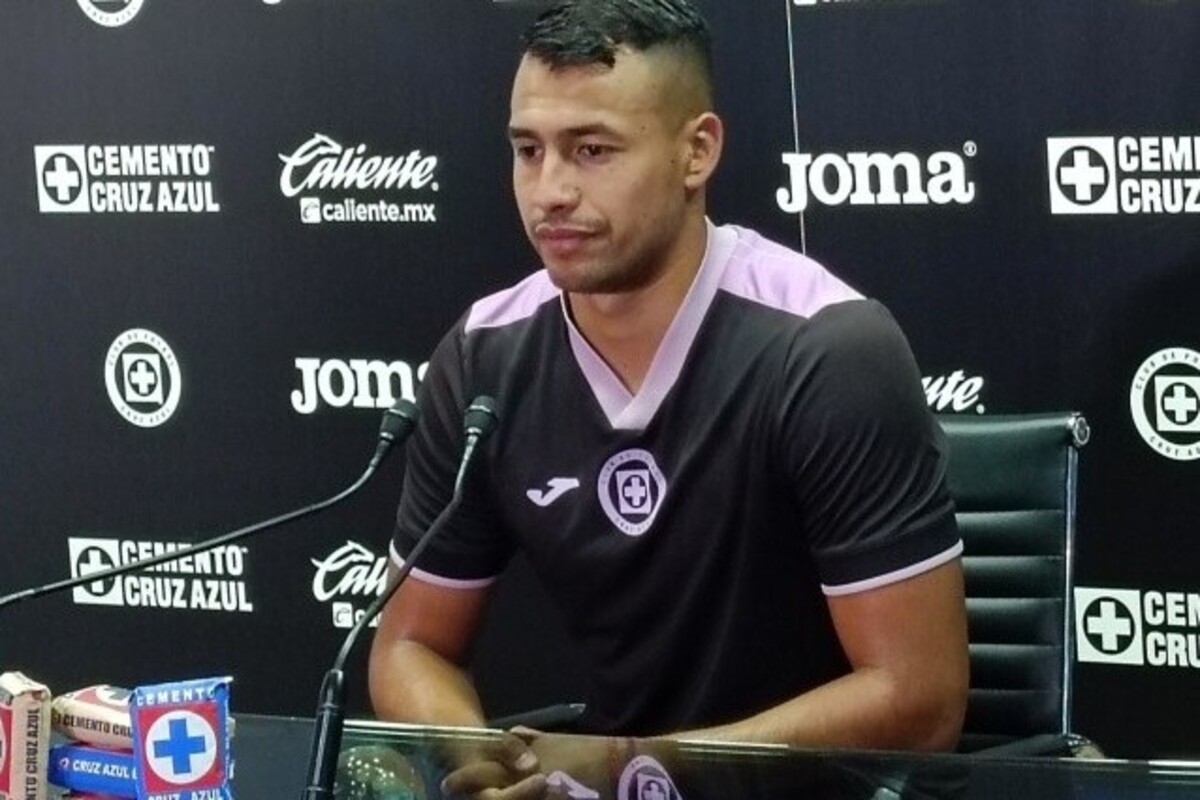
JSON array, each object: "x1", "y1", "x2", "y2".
[
  {"x1": 131, "y1": 676, "x2": 232, "y2": 800},
  {"x1": 597, "y1": 449, "x2": 667, "y2": 537},
  {"x1": 617, "y1": 755, "x2": 683, "y2": 800}
]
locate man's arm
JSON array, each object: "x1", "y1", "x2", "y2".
[
  {"x1": 369, "y1": 570, "x2": 550, "y2": 799},
  {"x1": 368, "y1": 567, "x2": 493, "y2": 726},
  {"x1": 679, "y1": 558, "x2": 969, "y2": 751}
]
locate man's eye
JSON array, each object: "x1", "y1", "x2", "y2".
[
  {"x1": 578, "y1": 144, "x2": 613, "y2": 160},
  {"x1": 514, "y1": 144, "x2": 541, "y2": 160}
]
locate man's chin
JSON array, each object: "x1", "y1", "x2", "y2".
[{"x1": 541, "y1": 256, "x2": 646, "y2": 295}]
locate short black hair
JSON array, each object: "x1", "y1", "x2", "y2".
[{"x1": 522, "y1": 0, "x2": 713, "y2": 91}]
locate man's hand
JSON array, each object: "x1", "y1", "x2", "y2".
[
  {"x1": 441, "y1": 729, "x2": 616, "y2": 800},
  {"x1": 441, "y1": 730, "x2": 546, "y2": 800}
]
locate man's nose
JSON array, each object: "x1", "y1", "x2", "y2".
[{"x1": 531, "y1": 154, "x2": 581, "y2": 211}]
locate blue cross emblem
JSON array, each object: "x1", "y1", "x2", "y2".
[{"x1": 153, "y1": 717, "x2": 207, "y2": 775}]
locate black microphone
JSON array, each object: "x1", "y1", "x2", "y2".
[
  {"x1": 300, "y1": 395, "x2": 499, "y2": 800},
  {"x1": 0, "y1": 400, "x2": 420, "y2": 611}
]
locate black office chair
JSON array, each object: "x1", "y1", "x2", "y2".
[{"x1": 937, "y1": 412, "x2": 1099, "y2": 757}]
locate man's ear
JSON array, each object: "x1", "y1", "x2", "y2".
[{"x1": 682, "y1": 111, "x2": 724, "y2": 191}]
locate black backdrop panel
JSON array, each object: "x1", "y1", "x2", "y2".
[{"x1": 0, "y1": 0, "x2": 1197, "y2": 759}]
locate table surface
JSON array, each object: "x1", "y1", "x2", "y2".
[{"x1": 233, "y1": 714, "x2": 1200, "y2": 800}]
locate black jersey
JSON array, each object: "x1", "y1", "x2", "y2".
[{"x1": 392, "y1": 222, "x2": 960, "y2": 735}]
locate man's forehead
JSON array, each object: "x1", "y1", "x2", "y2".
[{"x1": 510, "y1": 49, "x2": 673, "y2": 123}]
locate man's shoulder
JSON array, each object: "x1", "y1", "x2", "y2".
[
  {"x1": 715, "y1": 223, "x2": 863, "y2": 320},
  {"x1": 464, "y1": 269, "x2": 558, "y2": 334}
]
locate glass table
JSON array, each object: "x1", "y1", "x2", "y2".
[{"x1": 229, "y1": 714, "x2": 1200, "y2": 800}]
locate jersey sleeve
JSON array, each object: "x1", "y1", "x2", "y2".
[
  {"x1": 778, "y1": 299, "x2": 961, "y2": 595},
  {"x1": 391, "y1": 318, "x2": 515, "y2": 587}
]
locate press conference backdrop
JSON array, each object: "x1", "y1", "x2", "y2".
[{"x1": 1, "y1": 0, "x2": 1197, "y2": 760}]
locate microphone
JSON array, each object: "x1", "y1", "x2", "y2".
[
  {"x1": 300, "y1": 395, "x2": 499, "y2": 800},
  {"x1": 0, "y1": 400, "x2": 420, "y2": 611}
]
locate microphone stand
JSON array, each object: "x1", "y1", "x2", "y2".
[
  {"x1": 300, "y1": 396, "x2": 498, "y2": 800},
  {"x1": 0, "y1": 400, "x2": 419, "y2": 611}
]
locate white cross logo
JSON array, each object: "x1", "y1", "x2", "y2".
[
  {"x1": 44, "y1": 155, "x2": 83, "y2": 203},
  {"x1": 126, "y1": 358, "x2": 159, "y2": 398},
  {"x1": 1086, "y1": 600, "x2": 1133, "y2": 653},
  {"x1": 622, "y1": 475, "x2": 648, "y2": 510},
  {"x1": 1161, "y1": 382, "x2": 1199, "y2": 425},
  {"x1": 1059, "y1": 148, "x2": 1108, "y2": 203},
  {"x1": 77, "y1": 547, "x2": 115, "y2": 594},
  {"x1": 641, "y1": 780, "x2": 668, "y2": 800}
]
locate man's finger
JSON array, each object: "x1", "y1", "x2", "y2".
[
  {"x1": 442, "y1": 760, "x2": 514, "y2": 795},
  {"x1": 479, "y1": 772, "x2": 550, "y2": 800},
  {"x1": 494, "y1": 731, "x2": 540, "y2": 774}
]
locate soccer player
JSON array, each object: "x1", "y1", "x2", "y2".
[{"x1": 369, "y1": 0, "x2": 968, "y2": 794}]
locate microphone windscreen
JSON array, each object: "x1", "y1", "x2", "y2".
[
  {"x1": 463, "y1": 396, "x2": 499, "y2": 439},
  {"x1": 380, "y1": 399, "x2": 420, "y2": 442}
]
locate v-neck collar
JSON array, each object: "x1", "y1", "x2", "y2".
[{"x1": 563, "y1": 220, "x2": 736, "y2": 432}]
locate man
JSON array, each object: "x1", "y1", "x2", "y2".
[{"x1": 369, "y1": 0, "x2": 968, "y2": 793}]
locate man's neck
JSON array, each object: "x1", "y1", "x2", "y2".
[{"x1": 568, "y1": 216, "x2": 709, "y2": 394}]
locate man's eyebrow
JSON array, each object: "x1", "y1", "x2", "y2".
[{"x1": 507, "y1": 123, "x2": 622, "y2": 140}]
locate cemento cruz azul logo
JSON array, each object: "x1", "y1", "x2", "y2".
[
  {"x1": 777, "y1": 145, "x2": 977, "y2": 213},
  {"x1": 1048, "y1": 135, "x2": 1200, "y2": 215},
  {"x1": 1076, "y1": 586, "x2": 1200, "y2": 669},
  {"x1": 35, "y1": 144, "x2": 220, "y2": 214},
  {"x1": 67, "y1": 537, "x2": 253, "y2": 613}
]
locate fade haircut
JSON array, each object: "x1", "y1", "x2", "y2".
[{"x1": 521, "y1": 0, "x2": 714, "y2": 106}]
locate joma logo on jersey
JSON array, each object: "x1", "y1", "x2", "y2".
[
  {"x1": 291, "y1": 357, "x2": 428, "y2": 414},
  {"x1": 777, "y1": 145, "x2": 977, "y2": 213}
]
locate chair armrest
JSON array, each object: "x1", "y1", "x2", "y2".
[{"x1": 972, "y1": 733, "x2": 1104, "y2": 759}]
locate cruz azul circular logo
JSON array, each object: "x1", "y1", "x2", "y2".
[
  {"x1": 143, "y1": 710, "x2": 218, "y2": 787},
  {"x1": 77, "y1": 0, "x2": 146, "y2": 28},
  {"x1": 598, "y1": 449, "x2": 667, "y2": 537},
  {"x1": 104, "y1": 329, "x2": 182, "y2": 428},
  {"x1": 1130, "y1": 347, "x2": 1200, "y2": 461}
]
